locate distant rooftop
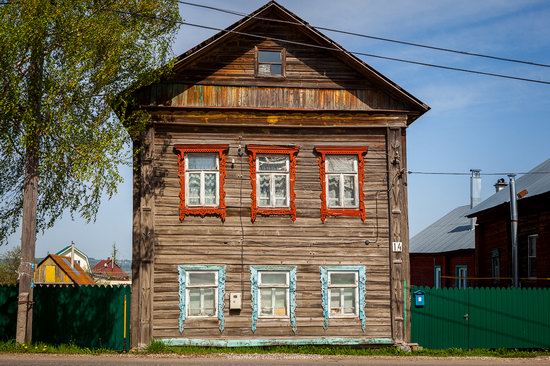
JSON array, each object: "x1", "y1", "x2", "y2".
[
  {"x1": 468, "y1": 158, "x2": 550, "y2": 216},
  {"x1": 410, "y1": 205, "x2": 474, "y2": 254}
]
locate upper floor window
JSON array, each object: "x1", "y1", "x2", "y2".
[
  {"x1": 174, "y1": 145, "x2": 229, "y2": 222},
  {"x1": 186, "y1": 153, "x2": 219, "y2": 206},
  {"x1": 528, "y1": 234, "x2": 537, "y2": 278},
  {"x1": 257, "y1": 155, "x2": 289, "y2": 207},
  {"x1": 247, "y1": 145, "x2": 299, "y2": 222},
  {"x1": 314, "y1": 146, "x2": 368, "y2": 223},
  {"x1": 326, "y1": 155, "x2": 358, "y2": 208},
  {"x1": 256, "y1": 48, "x2": 285, "y2": 77}
]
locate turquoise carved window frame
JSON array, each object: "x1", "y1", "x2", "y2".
[
  {"x1": 250, "y1": 265, "x2": 297, "y2": 333},
  {"x1": 320, "y1": 265, "x2": 367, "y2": 332},
  {"x1": 178, "y1": 264, "x2": 226, "y2": 333}
]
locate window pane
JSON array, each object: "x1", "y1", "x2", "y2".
[
  {"x1": 343, "y1": 175, "x2": 357, "y2": 206},
  {"x1": 188, "y1": 289, "x2": 201, "y2": 316},
  {"x1": 327, "y1": 155, "x2": 356, "y2": 173},
  {"x1": 258, "y1": 155, "x2": 288, "y2": 172},
  {"x1": 188, "y1": 153, "x2": 217, "y2": 170},
  {"x1": 259, "y1": 50, "x2": 281, "y2": 63},
  {"x1": 260, "y1": 288, "x2": 272, "y2": 315},
  {"x1": 270, "y1": 64, "x2": 282, "y2": 76},
  {"x1": 343, "y1": 288, "x2": 356, "y2": 314},
  {"x1": 203, "y1": 288, "x2": 216, "y2": 316},
  {"x1": 330, "y1": 289, "x2": 341, "y2": 315},
  {"x1": 274, "y1": 175, "x2": 287, "y2": 206},
  {"x1": 328, "y1": 175, "x2": 341, "y2": 207},
  {"x1": 274, "y1": 289, "x2": 287, "y2": 316},
  {"x1": 258, "y1": 63, "x2": 271, "y2": 75},
  {"x1": 259, "y1": 174, "x2": 271, "y2": 206},
  {"x1": 204, "y1": 173, "x2": 217, "y2": 204},
  {"x1": 188, "y1": 272, "x2": 216, "y2": 286},
  {"x1": 261, "y1": 272, "x2": 287, "y2": 285},
  {"x1": 330, "y1": 272, "x2": 356, "y2": 285},
  {"x1": 188, "y1": 173, "x2": 201, "y2": 205}
]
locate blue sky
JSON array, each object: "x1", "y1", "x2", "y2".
[{"x1": 5, "y1": 0, "x2": 550, "y2": 259}]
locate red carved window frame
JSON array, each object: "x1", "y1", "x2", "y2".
[
  {"x1": 246, "y1": 145, "x2": 299, "y2": 223},
  {"x1": 314, "y1": 146, "x2": 368, "y2": 223},
  {"x1": 174, "y1": 144, "x2": 229, "y2": 222}
]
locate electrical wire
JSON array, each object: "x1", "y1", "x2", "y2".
[
  {"x1": 179, "y1": 0, "x2": 550, "y2": 68},
  {"x1": 408, "y1": 171, "x2": 550, "y2": 176},
  {"x1": 177, "y1": 20, "x2": 550, "y2": 85}
]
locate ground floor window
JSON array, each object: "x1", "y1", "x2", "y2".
[
  {"x1": 320, "y1": 265, "x2": 366, "y2": 331},
  {"x1": 456, "y1": 265, "x2": 468, "y2": 289},
  {"x1": 491, "y1": 249, "x2": 500, "y2": 280},
  {"x1": 178, "y1": 265, "x2": 226, "y2": 333},
  {"x1": 250, "y1": 265, "x2": 297, "y2": 333},
  {"x1": 434, "y1": 265, "x2": 442, "y2": 289}
]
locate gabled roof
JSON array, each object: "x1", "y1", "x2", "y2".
[
  {"x1": 468, "y1": 158, "x2": 550, "y2": 216},
  {"x1": 38, "y1": 254, "x2": 95, "y2": 285},
  {"x1": 410, "y1": 205, "x2": 474, "y2": 254},
  {"x1": 171, "y1": 1, "x2": 429, "y2": 120},
  {"x1": 56, "y1": 244, "x2": 90, "y2": 263},
  {"x1": 92, "y1": 258, "x2": 129, "y2": 279}
]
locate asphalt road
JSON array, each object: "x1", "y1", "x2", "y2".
[{"x1": 1, "y1": 354, "x2": 550, "y2": 366}]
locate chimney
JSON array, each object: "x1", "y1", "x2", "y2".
[
  {"x1": 470, "y1": 169, "x2": 481, "y2": 230},
  {"x1": 494, "y1": 178, "x2": 508, "y2": 192},
  {"x1": 70, "y1": 241, "x2": 75, "y2": 267}
]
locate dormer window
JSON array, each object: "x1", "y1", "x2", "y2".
[{"x1": 256, "y1": 48, "x2": 285, "y2": 77}]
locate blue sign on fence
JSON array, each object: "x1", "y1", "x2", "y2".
[{"x1": 414, "y1": 290, "x2": 425, "y2": 307}]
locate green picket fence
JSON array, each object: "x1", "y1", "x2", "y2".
[
  {"x1": 0, "y1": 285, "x2": 130, "y2": 350},
  {"x1": 411, "y1": 286, "x2": 550, "y2": 349}
]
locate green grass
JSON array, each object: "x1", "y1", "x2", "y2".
[
  {"x1": 143, "y1": 340, "x2": 550, "y2": 358},
  {"x1": 0, "y1": 340, "x2": 115, "y2": 354},
  {"x1": 1, "y1": 339, "x2": 549, "y2": 358}
]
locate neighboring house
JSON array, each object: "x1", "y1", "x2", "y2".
[
  {"x1": 123, "y1": 2, "x2": 429, "y2": 348},
  {"x1": 92, "y1": 257, "x2": 131, "y2": 285},
  {"x1": 468, "y1": 158, "x2": 550, "y2": 288},
  {"x1": 410, "y1": 206, "x2": 475, "y2": 288},
  {"x1": 34, "y1": 254, "x2": 95, "y2": 285},
  {"x1": 56, "y1": 243, "x2": 91, "y2": 273},
  {"x1": 410, "y1": 170, "x2": 481, "y2": 288}
]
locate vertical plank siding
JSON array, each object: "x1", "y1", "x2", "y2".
[{"x1": 151, "y1": 125, "x2": 392, "y2": 339}]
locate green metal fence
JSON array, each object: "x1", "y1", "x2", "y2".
[
  {"x1": 411, "y1": 287, "x2": 550, "y2": 349},
  {"x1": 0, "y1": 285, "x2": 130, "y2": 350}
]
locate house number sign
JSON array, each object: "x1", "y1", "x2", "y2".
[{"x1": 392, "y1": 241, "x2": 403, "y2": 253}]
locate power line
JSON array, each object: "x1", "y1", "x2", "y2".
[
  {"x1": 178, "y1": 20, "x2": 550, "y2": 85},
  {"x1": 408, "y1": 171, "x2": 550, "y2": 176},
  {"x1": 179, "y1": 0, "x2": 550, "y2": 68}
]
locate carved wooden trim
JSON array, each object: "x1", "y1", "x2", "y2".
[
  {"x1": 174, "y1": 144, "x2": 229, "y2": 222},
  {"x1": 246, "y1": 145, "x2": 299, "y2": 223},
  {"x1": 314, "y1": 146, "x2": 368, "y2": 223}
]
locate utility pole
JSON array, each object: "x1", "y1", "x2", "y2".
[{"x1": 508, "y1": 174, "x2": 519, "y2": 288}]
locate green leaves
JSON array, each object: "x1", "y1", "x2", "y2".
[{"x1": 0, "y1": 0, "x2": 181, "y2": 242}]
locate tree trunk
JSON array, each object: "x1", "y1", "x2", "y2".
[{"x1": 16, "y1": 147, "x2": 39, "y2": 344}]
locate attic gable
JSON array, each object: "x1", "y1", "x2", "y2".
[{"x1": 134, "y1": 1, "x2": 428, "y2": 120}]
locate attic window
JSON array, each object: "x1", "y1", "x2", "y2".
[{"x1": 256, "y1": 48, "x2": 285, "y2": 77}]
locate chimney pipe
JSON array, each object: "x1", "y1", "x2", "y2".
[
  {"x1": 508, "y1": 174, "x2": 519, "y2": 288},
  {"x1": 470, "y1": 169, "x2": 481, "y2": 230},
  {"x1": 70, "y1": 241, "x2": 75, "y2": 267},
  {"x1": 494, "y1": 178, "x2": 508, "y2": 192}
]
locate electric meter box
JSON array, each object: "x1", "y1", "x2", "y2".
[{"x1": 230, "y1": 292, "x2": 242, "y2": 310}]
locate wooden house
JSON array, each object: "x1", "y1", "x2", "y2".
[
  {"x1": 468, "y1": 159, "x2": 550, "y2": 287},
  {"x1": 125, "y1": 1, "x2": 429, "y2": 348},
  {"x1": 56, "y1": 242, "x2": 91, "y2": 273},
  {"x1": 34, "y1": 254, "x2": 95, "y2": 285},
  {"x1": 92, "y1": 257, "x2": 131, "y2": 285}
]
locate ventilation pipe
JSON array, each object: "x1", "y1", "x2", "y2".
[
  {"x1": 508, "y1": 174, "x2": 519, "y2": 288},
  {"x1": 470, "y1": 169, "x2": 482, "y2": 230},
  {"x1": 494, "y1": 178, "x2": 508, "y2": 192}
]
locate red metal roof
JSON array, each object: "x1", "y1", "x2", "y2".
[{"x1": 92, "y1": 258, "x2": 129, "y2": 279}]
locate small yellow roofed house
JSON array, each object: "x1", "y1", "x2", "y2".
[{"x1": 35, "y1": 254, "x2": 95, "y2": 285}]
